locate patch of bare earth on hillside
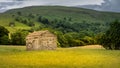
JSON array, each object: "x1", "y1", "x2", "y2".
[
  {"x1": 80, "y1": 45, "x2": 104, "y2": 49},
  {"x1": 68, "y1": 45, "x2": 105, "y2": 49}
]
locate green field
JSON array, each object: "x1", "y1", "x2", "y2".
[{"x1": 0, "y1": 45, "x2": 120, "y2": 68}]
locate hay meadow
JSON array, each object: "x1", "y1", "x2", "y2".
[{"x1": 0, "y1": 45, "x2": 120, "y2": 68}]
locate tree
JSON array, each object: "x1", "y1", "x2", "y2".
[
  {"x1": 11, "y1": 30, "x2": 29, "y2": 45},
  {"x1": 100, "y1": 20, "x2": 120, "y2": 50},
  {"x1": 17, "y1": 11, "x2": 22, "y2": 16},
  {"x1": 28, "y1": 13, "x2": 35, "y2": 18},
  {"x1": 0, "y1": 26, "x2": 9, "y2": 37},
  {"x1": 64, "y1": 33, "x2": 85, "y2": 47},
  {"x1": 38, "y1": 16, "x2": 43, "y2": 22},
  {"x1": 0, "y1": 35, "x2": 10, "y2": 45},
  {"x1": 72, "y1": 40, "x2": 85, "y2": 46},
  {"x1": 0, "y1": 26, "x2": 9, "y2": 45},
  {"x1": 54, "y1": 31, "x2": 69, "y2": 47},
  {"x1": 81, "y1": 36, "x2": 96, "y2": 45},
  {"x1": 68, "y1": 17, "x2": 72, "y2": 21}
]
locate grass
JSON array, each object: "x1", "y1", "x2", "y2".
[{"x1": 0, "y1": 45, "x2": 120, "y2": 68}]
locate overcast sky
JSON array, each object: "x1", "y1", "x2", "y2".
[{"x1": 0, "y1": 0, "x2": 120, "y2": 13}]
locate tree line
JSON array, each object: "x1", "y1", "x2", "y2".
[
  {"x1": 1, "y1": 13, "x2": 119, "y2": 49},
  {"x1": 0, "y1": 26, "x2": 28, "y2": 45}
]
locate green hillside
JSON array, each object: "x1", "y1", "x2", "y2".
[
  {"x1": 0, "y1": 6, "x2": 120, "y2": 33},
  {"x1": 0, "y1": 6, "x2": 120, "y2": 46}
]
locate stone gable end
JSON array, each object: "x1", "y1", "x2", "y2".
[{"x1": 26, "y1": 30, "x2": 57, "y2": 50}]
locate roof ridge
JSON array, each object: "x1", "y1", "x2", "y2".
[{"x1": 26, "y1": 30, "x2": 50, "y2": 38}]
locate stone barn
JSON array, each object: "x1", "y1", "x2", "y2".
[{"x1": 26, "y1": 30, "x2": 57, "y2": 50}]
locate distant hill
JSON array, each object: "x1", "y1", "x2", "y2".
[
  {"x1": 76, "y1": 5, "x2": 101, "y2": 11},
  {"x1": 75, "y1": 5, "x2": 120, "y2": 13},
  {"x1": 0, "y1": 6, "x2": 120, "y2": 33}
]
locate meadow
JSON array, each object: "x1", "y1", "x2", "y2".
[{"x1": 0, "y1": 45, "x2": 120, "y2": 68}]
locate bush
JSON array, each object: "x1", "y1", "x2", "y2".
[
  {"x1": 54, "y1": 31, "x2": 69, "y2": 47},
  {"x1": 81, "y1": 36, "x2": 96, "y2": 45},
  {"x1": 72, "y1": 40, "x2": 85, "y2": 46},
  {"x1": 0, "y1": 35, "x2": 10, "y2": 45},
  {"x1": 11, "y1": 30, "x2": 29, "y2": 45},
  {"x1": 0, "y1": 26, "x2": 9, "y2": 37},
  {"x1": 100, "y1": 20, "x2": 120, "y2": 50},
  {"x1": 0, "y1": 26, "x2": 9, "y2": 45}
]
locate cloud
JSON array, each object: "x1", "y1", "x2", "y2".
[
  {"x1": 1, "y1": 0, "x2": 120, "y2": 13},
  {"x1": 0, "y1": 0, "x2": 103, "y2": 13},
  {"x1": 78, "y1": 0, "x2": 120, "y2": 12},
  {"x1": 0, "y1": 1, "x2": 23, "y2": 12},
  {"x1": 101, "y1": 0, "x2": 120, "y2": 12}
]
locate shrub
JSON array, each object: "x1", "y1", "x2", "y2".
[
  {"x1": 0, "y1": 26, "x2": 9, "y2": 45},
  {"x1": 81, "y1": 36, "x2": 96, "y2": 45},
  {"x1": 100, "y1": 20, "x2": 120, "y2": 50},
  {"x1": 0, "y1": 35, "x2": 10, "y2": 45},
  {"x1": 11, "y1": 30, "x2": 29, "y2": 45}
]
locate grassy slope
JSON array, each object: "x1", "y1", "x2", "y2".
[
  {"x1": 5, "y1": 6, "x2": 120, "y2": 22},
  {"x1": 0, "y1": 6, "x2": 120, "y2": 33},
  {"x1": 0, "y1": 13, "x2": 31, "y2": 32},
  {"x1": 0, "y1": 45, "x2": 120, "y2": 68}
]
